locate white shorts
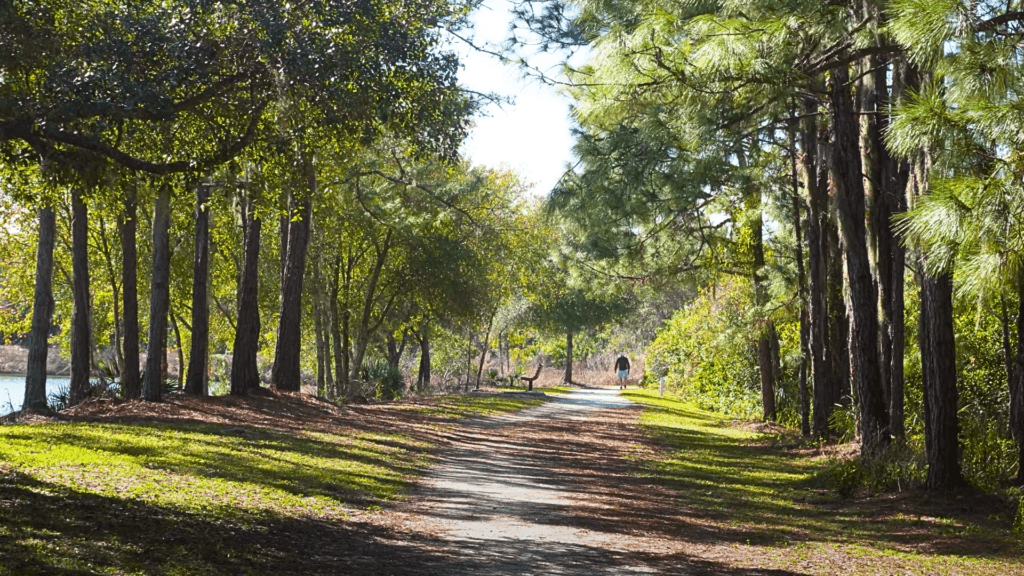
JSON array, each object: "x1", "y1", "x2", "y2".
[{"x1": 617, "y1": 369, "x2": 629, "y2": 379}]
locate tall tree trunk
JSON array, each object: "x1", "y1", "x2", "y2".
[
  {"x1": 143, "y1": 184, "x2": 172, "y2": 402},
  {"x1": 312, "y1": 247, "x2": 326, "y2": 397},
  {"x1": 475, "y1": 307, "x2": 497, "y2": 389},
  {"x1": 1011, "y1": 274, "x2": 1024, "y2": 484},
  {"x1": 887, "y1": 61, "x2": 917, "y2": 443},
  {"x1": 790, "y1": 119, "x2": 811, "y2": 435},
  {"x1": 565, "y1": 331, "x2": 574, "y2": 384},
  {"x1": 24, "y1": 205, "x2": 56, "y2": 411},
  {"x1": 185, "y1": 184, "x2": 211, "y2": 395},
  {"x1": 69, "y1": 188, "x2": 92, "y2": 406},
  {"x1": 829, "y1": 63, "x2": 889, "y2": 454},
  {"x1": 861, "y1": 51, "x2": 896, "y2": 417},
  {"x1": 271, "y1": 155, "x2": 314, "y2": 392},
  {"x1": 322, "y1": 302, "x2": 334, "y2": 397},
  {"x1": 330, "y1": 257, "x2": 345, "y2": 398},
  {"x1": 416, "y1": 324, "x2": 431, "y2": 391},
  {"x1": 753, "y1": 206, "x2": 776, "y2": 421},
  {"x1": 802, "y1": 99, "x2": 832, "y2": 437},
  {"x1": 230, "y1": 193, "x2": 262, "y2": 395},
  {"x1": 349, "y1": 230, "x2": 392, "y2": 382},
  {"x1": 96, "y1": 216, "x2": 123, "y2": 378},
  {"x1": 170, "y1": 309, "x2": 185, "y2": 391},
  {"x1": 119, "y1": 183, "x2": 141, "y2": 400},
  {"x1": 829, "y1": 221, "x2": 851, "y2": 411},
  {"x1": 921, "y1": 268, "x2": 963, "y2": 490},
  {"x1": 315, "y1": 305, "x2": 326, "y2": 396},
  {"x1": 741, "y1": 148, "x2": 777, "y2": 422}
]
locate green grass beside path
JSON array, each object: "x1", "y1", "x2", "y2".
[
  {"x1": 0, "y1": 393, "x2": 544, "y2": 576},
  {"x1": 624, "y1": 389, "x2": 1024, "y2": 575}
]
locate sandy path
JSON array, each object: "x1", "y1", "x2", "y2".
[{"x1": 401, "y1": 388, "x2": 656, "y2": 575}]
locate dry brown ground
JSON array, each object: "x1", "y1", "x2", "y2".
[{"x1": 5, "y1": 388, "x2": 1022, "y2": 575}]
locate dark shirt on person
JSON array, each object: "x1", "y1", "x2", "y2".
[{"x1": 614, "y1": 356, "x2": 630, "y2": 372}]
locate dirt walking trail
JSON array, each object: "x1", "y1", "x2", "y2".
[{"x1": 389, "y1": 388, "x2": 782, "y2": 576}]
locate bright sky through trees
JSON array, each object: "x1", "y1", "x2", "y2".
[{"x1": 453, "y1": 0, "x2": 576, "y2": 196}]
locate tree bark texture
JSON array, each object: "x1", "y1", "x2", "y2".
[
  {"x1": 417, "y1": 324, "x2": 431, "y2": 391},
  {"x1": 230, "y1": 194, "x2": 262, "y2": 395},
  {"x1": 829, "y1": 64, "x2": 890, "y2": 453},
  {"x1": 790, "y1": 119, "x2": 811, "y2": 436},
  {"x1": 143, "y1": 184, "x2": 172, "y2": 401},
  {"x1": 802, "y1": 102, "x2": 833, "y2": 437},
  {"x1": 565, "y1": 331, "x2": 574, "y2": 384},
  {"x1": 119, "y1": 184, "x2": 141, "y2": 400},
  {"x1": 330, "y1": 258, "x2": 345, "y2": 398},
  {"x1": 829, "y1": 222, "x2": 851, "y2": 408},
  {"x1": 185, "y1": 184, "x2": 211, "y2": 395},
  {"x1": 920, "y1": 269, "x2": 963, "y2": 490},
  {"x1": 746, "y1": 166, "x2": 776, "y2": 422},
  {"x1": 271, "y1": 157, "x2": 314, "y2": 392},
  {"x1": 24, "y1": 205, "x2": 56, "y2": 411},
  {"x1": 70, "y1": 188, "x2": 92, "y2": 406},
  {"x1": 1011, "y1": 276, "x2": 1024, "y2": 484}
]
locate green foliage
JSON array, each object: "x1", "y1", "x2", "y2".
[
  {"x1": 644, "y1": 280, "x2": 761, "y2": 419},
  {"x1": 1013, "y1": 488, "x2": 1024, "y2": 536},
  {"x1": 360, "y1": 358, "x2": 405, "y2": 400}
]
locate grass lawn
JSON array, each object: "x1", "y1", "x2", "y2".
[
  {"x1": 0, "y1": 392, "x2": 544, "y2": 576},
  {"x1": 623, "y1": 389, "x2": 1024, "y2": 575}
]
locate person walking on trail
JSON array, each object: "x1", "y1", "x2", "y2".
[{"x1": 614, "y1": 354, "x2": 631, "y2": 389}]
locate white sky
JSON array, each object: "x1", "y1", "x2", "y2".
[{"x1": 452, "y1": 1, "x2": 578, "y2": 196}]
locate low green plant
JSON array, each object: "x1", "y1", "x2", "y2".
[
  {"x1": 1013, "y1": 489, "x2": 1024, "y2": 536},
  {"x1": 361, "y1": 358, "x2": 405, "y2": 400}
]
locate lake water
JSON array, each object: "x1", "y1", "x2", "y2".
[{"x1": 0, "y1": 375, "x2": 71, "y2": 415}]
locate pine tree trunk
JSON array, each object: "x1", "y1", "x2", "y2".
[
  {"x1": 315, "y1": 304, "x2": 326, "y2": 396},
  {"x1": 921, "y1": 269, "x2": 963, "y2": 490},
  {"x1": 322, "y1": 302, "x2": 334, "y2": 397},
  {"x1": 790, "y1": 120, "x2": 811, "y2": 436},
  {"x1": 1011, "y1": 275, "x2": 1024, "y2": 484},
  {"x1": 330, "y1": 260, "x2": 345, "y2": 398},
  {"x1": 230, "y1": 194, "x2": 262, "y2": 396},
  {"x1": 271, "y1": 156, "x2": 314, "y2": 392},
  {"x1": 745, "y1": 154, "x2": 776, "y2": 422},
  {"x1": 829, "y1": 64, "x2": 889, "y2": 453},
  {"x1": 312, "y1": 251, "x2": 326, "y2": 397},
  {"x1": 829, "y1": 221, "x2": 851, "y2": 411},
  {"x1": 70, "y1": 188, "x2": 92, "y2": 406},
  {"x1": 24, "y1": 205, "x2": 56, "y2": 411},
  {"x1": 143, "y1": 184, "x2": 172, "y2": 402},
  {"x1": 802, "y1": 101, "x2": 832, "y2": 437},
  {"x1": 185, "y1": 184, "x2": 211, "y2": 395},
  {"x1": 565, "y1": 331, "x2": 573, "y2": 384},
  {"x1": 119, "y1": 184, "x2": 141, "y2": 400}
]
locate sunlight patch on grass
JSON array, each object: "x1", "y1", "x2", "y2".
[
  {"x1": 625, "y1": 388, "x2": 1024, "y2": 574},
  {"x1": 0, "y1": 423, "x2": 427, "y2": 519}
]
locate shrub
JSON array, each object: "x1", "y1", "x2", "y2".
[
  {"x1": 644, "y1": 279, "x2": 761, "y2": 420},
  {"x1": 361, "y1": 359, "x2": 405, "y2": 400}
]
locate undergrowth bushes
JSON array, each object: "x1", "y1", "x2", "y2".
[{"x1": 644, "y1": 279, "x2": 802, "y2": 425}]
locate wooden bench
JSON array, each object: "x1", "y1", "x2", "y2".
[{"x1": 520, "y1": 363, "x2": 543, "y2": 391}]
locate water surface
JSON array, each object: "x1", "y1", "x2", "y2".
[{"x1": 0, "y1": 375, "x2": 71, "y2": 415}]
